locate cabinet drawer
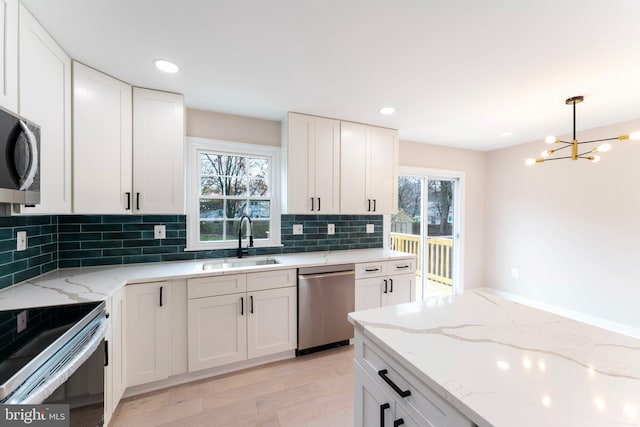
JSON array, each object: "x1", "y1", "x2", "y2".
[
  {"x1": 388, "y1": 259, "x2": 416, "y2": 275},
  {"x1": 355, "y1": 261, "x2": 386, "y2": 279},
  {"x1": 187, "y1": 274, "x2": 247, "y2": 299},
  {"x1": 247, "y1": 269, "x2": 296, "y2": 292},
  {"x1": 355, "y1": 334, "x2": 474, "y2": 427}
]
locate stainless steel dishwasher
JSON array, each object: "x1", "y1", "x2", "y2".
[{"x1": 297, "y1": 264, "x2": 355, "y2": 355}]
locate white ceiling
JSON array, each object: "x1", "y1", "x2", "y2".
[{"x1": 21, "y1": 0, "x2": 640, "y2": 150}]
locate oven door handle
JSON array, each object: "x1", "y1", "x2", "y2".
[
  {"x1": 3, "y1": 315, "x2": 108, "y2": 404},
  {"x1": 17, "y1": 120, "x2": 39, "y2": 191}
]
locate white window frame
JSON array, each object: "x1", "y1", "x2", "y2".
[{"x1": 186, "y1": 137, "x2": 281, "y2": 251}]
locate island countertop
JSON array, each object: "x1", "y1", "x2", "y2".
[{"x1": 348, "y1": 290, "x2": 640, "y2": 427}]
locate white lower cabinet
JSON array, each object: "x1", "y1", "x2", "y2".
[
  {"x1": 104, "y1": 287, "x2": 125, "y2": 426},
  {"x1": 354, "y1": 333, "x2": 475, "y2": 427},
  {"x1": 187, "y1": 270, "x2": 297, "y2": 372},
  {"x1": 125, "y1": 281, "x2": 169, "y2": 387},
  {"x1": 355, "y1": 260, "x2": 416, "y2": 311},
  {"x1": 355, "y1": 363, "x2": 420, "y2": 427}
]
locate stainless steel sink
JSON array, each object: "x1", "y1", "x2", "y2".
[{"x1": 202, "y1": 257, "x2": 280, "y2": 271}]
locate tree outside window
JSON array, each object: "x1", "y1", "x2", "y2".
[{"x1": 199, "y1": 152, "x2": 271, "y2": 241}]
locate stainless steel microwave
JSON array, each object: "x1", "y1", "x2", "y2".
[{"x1": 0, "y1": 106, "x2": 40, "y2": 206}]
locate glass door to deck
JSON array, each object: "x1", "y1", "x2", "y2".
[{"x1": 391, "y1": 174, "x2": 460, "y2": 299}]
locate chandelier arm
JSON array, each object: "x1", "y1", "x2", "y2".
[
  {"x1": 577, "y1": 150, "x2": 596, "y2": 157},
  {"x1": 542, "y1": 156, "x2": 573, "y2": 161},
  {"x1": 552, "y1": 144, "x2": 571, "y2": 152},
  {"x1": 556, "y1": 140, "x2": 572, "y2": 144},
  {"x1": 577, "y1": 137, "x2": 619, "y2": 144}
]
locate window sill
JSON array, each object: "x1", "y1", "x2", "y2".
[{"x1": 184, "y1": 243, "x2": 284, "y2": 252}]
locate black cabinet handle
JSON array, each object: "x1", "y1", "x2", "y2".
[
  {"x1": 125, "y1": 192, "x2": 131, "y2": 210},
  {"x1": 390, "y1": 278, "x2": 393, "y2": 293},
  {"x1": 383, "y1": 279, "x2": 388, "y2": 294},
  {"x1": 393, "y1": 419, "x2": 404, "y2": 427},
  {"x1": 368, "y1": 199, "x2": 371, "y2": 212},
  {"x1": 104, "y1": 340, "x2": 109, "y2": 367},
  {"x1": 250, "y1": 295, "x2": 254, "y2": 314},
  {"x1": 159, "y1": 286, "x2": 163, "y2": 307},
  {"x1": 365, "y1": 268, "x2": 380, "y2": 272},
  {"x1": 379, "y1": 403, "x2": 390, "y2": 427},
  {"x1": 378, "y1": 369, "x2": 411, "y2": 398},
  {"x1": 396, "y1": 265, "x2": 410, "y2": 270},
  {"x1": 136, "y1": 192, "x2": 141, "y2": 210},
  {"x1": 317, "y1": 198, "x2": 321, "y2": 211},
  {"x1": 240, "y1": 296, "x2": 244, "y2": 316},
  {"x1": 373, "y1": 199, "x2": 377, "y2": 212},
  {"x1": 311, "y1": 197, "x2": 314, "y2": 211}
]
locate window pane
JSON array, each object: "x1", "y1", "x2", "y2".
[
  {"x1": 226, "y1": 220, "x2": 241, "y2": 241},
  {"x1": 201, "y1": 176, "x2": 223, "y2": 196},
  {"x1": 252, "y1": 220, "x2": 270, "y2": 239},
  {"x1": 200, "y1": 221, "x2": 223, "y2": 241},
  {"x1": 225, "y1": 200, "x2": 247, "y2": 219},
  {"x1": 249, "y1": 200, "x2": 270, "y2": 219},
  {"x1": 226, "y1": 176, "x2": 248, "y2": 196},
  {"x1": 200, "y1": 199, "x2": 224, "y2": 219},
  {"x1": 249, "y1": 178, "x2": 269, "y2": 196}
]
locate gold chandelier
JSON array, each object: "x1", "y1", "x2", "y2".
[{"x1": 526, "y1": 95, "x2": 640, "y2": 165}]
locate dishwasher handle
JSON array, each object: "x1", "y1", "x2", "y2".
[{"x1": 298, "y1": 270, "x2": 354, "y2": 280}]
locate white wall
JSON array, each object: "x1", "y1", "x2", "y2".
[
  {"x1": 485, "y1": 118, "x2": 640, "y2": 328},
  {"x1": 399, "y1": 140, "x2": 487, "y2": 290},
  {"x1": 187, "y1": 108, "x2": 281, "y2": 145}
]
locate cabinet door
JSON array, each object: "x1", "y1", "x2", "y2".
[
  {"x1": 284, "y1": 113, "x2": 340, "y2": 214},
  {"x1": 133, "y1": 88, "x2": 184, "y2": 214},
  {"x1": 18, "y1": 4, "x2": 72, "y2": 214},
  {"x1": 110, "y1": 287, "x2": 126, "y2": 407},
  {"x1": 312, "y1": 116, "x2": 340, "y2": 214},
  {"x1": 247, "y1": 287, "x2": 296, "y2": 359},
  {"x1": 340, "y1": 121, "x2": 369, "y2": 214},
  {"x1": 125, "y1": 282, "x2": 169, "y2": 387},
  {"x1": 385, "y1": 274, "x2": 414, "y2": 306},
  {"x1": 368, "y1": 127, "x2": 398, "y2": 214},
  {"x1": 0, "y1": 0, "x2": 17, "y2": 112},
  {"x1": 354, "y1": 362, "x2": 396, "y2": 427},
  {"x1": 73, "y1": 62, "x2": 132, "y2": 213},
  {"x1": 187, "y1": 293, "x2": 247, "y2": 371},
  {"x1": 355, "y1": 277, "x2": 384, "y2": 311}
]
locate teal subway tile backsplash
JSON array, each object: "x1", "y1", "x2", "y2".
[{"x1": 0, "y1": 213, "x2": 383, "y2": 291}]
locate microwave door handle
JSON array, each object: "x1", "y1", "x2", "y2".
[{"x1": 18, "y1": 120, "x2": 38, "y2": 191}]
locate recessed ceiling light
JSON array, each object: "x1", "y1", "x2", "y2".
[
  {"x1": 154, "y1": 59, "x2": 179, "y2": 74},
  {"x1": 500, "y1": 131, "x2": 513, "y2": 137},
  {"x1": 379, "y1": 106, "x2": 396, "y2": 115}
]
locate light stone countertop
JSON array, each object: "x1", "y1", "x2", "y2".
[
  {"x1": 349, "y1": 290, "x2": 640, "y2": 427},
  {"x1": 0, "y1": 248, "x2": 414, "y2": 311}
]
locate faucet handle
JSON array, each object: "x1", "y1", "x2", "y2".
[{"x1": 249, "y1": 235, "x2": 254, "y2": 247}]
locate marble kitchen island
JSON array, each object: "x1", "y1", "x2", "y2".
[{"x1": 349, "y1": 290, "x2": 640, "y2": 427}]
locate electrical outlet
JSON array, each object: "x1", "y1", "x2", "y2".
[
  {"x1": 16, "y1": 231, "x2": 27, "y2": 251},
  {"x1": 327, "y1": 224, "x2": 335, "y2": 235},
  {"x1": 511, "y1": 268, "x2": 519, "y2": 279},
  {"x1": 17, "y1": 310, "x2": 27, "y2": 333},
  {"x1": 366, "y1": 224, "x2": 375, "y2": 233},
  {"x1": 293, "y1": 224, "x2": 303, "y2": 235},
  {"x1": 154, "y1": 225, "x2": 166, "y2": 239}
]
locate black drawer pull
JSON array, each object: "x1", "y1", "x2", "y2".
[
  {"x1": 378, "y1": 369, "x2": 411, "y2": 398},
  {"x1": 380, "y1": 403, "x2": 390, "y2": 427},
  {"x1": 393, "y1": 419, "x2": 404, "y2": 427},
  {"x1": 396, "y1": 265, "x2": 410, "y2": 269},
  {"x1": 365, "y1": 268, "x2": 380, "y2": 272}
]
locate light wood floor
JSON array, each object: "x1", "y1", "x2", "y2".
[{"x1": 110, "y1": 345, "x2": 354, "y2": 427}]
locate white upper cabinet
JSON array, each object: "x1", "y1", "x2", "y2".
[
  {"x1": 283, "y1": 112, "x2": 340, "y2": 214},
  {"x1": 17, "y1": 4, "x2": 72, "y2": 214},
  {"x1": 73, "y1": 64, "x2": 185, "y2": 214},
  {"x1": 0, "y1": 0, "x2": 18, "y2": 113},
  {"x1": 132, "y1": 87, "x2": 185, "y2": 214},
  {"x1": 341, "y1": 121, "x2": 398, "y2": 214},
  {"x1": 73, "y1": 62, "x2": 133, "y2": 214}
]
